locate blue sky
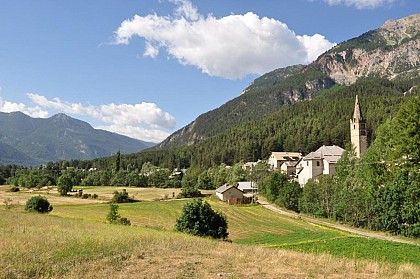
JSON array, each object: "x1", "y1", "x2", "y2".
[{"x1": 0, "y1": 0, "x2": 418, "y2": 142}]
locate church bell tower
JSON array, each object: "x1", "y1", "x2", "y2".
[{"x1": 350, "y1": 95, "x2": 367, "y2": 158}]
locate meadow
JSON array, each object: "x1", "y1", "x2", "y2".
[{"x1": 1, "y1": 185, "x2": 420, "y2": 278}]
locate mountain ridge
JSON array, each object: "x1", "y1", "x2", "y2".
[{"x1": 0, "y1": 112, "x2": 155, "y2": 166}]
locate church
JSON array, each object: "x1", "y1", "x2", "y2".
[{"x1": 295, "y1": 95, "x2": 367, "y2": 185}]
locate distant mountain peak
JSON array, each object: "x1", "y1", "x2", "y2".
[{"x1": 0, "y1": 111, "x2": 155, "y2": 166}]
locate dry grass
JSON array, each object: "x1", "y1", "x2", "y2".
[
  {"x1": 1, "y1": 211, "x2": 419, "y2": 279},
  {"x1": 0, "y1": 185, "x2": 214, "y2": 206}
]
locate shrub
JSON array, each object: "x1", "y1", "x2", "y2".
[
  {"x1": 177, "y1": 186, "x2": 202, "y2": 198},
  {"x1": 175, "y1": 199, "x2": 228, "y2": 239},
  {"x1": 25, "y1": 196, "x2": 53, "y2": 213},
  {"x1": 9, "y1": 186, "x2": 20, "y2": 192},
  {"x1": 111, "y1": 189, "x2": 134, "y2": 203}
]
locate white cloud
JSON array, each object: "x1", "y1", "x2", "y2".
[
  {"x1": 114, "y1": 0, "x2": 335, "y2": 79},
  {"x1": 321, "y1": 0, "x2": 396, "y2": 9},
  {"x1": 0, "y1": 96, "x2": 49, "y2": 118},
  {"x1": 96, "y1": 124, "x2": 170, "y2": 143}
]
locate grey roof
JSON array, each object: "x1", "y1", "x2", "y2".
[
  {"x1": 216, "y1": 184, "x2": 243, "y2": 194},
  {"x1": 303, "y1": 145, "x2": 345, "y2": 163},
  {"x1": 269, "y1": 152, "x2": 302, "y2": 161},
  {"x1": 237, "y1": 181, "x2": 258, "y2": 191}
]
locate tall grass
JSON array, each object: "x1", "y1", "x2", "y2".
[
  {"x1": 1, "y1": 211, "x2": 419, "y2": 279},
  {"x1": 35, "y1": 198, "x2": 420, "y2": 266}
]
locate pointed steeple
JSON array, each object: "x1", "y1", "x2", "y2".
[
  {"x1": 353, "y1": 95, "x2": 363, "y2": 122},
  {"x1": 350, "y1": 95, "x2": 367, "y2": 158}
]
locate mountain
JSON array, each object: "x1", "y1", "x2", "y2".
[
  {"x1": 0, "y1": 112, "x2": 155, "y2": 166},
  {"x1": 157, "y1": 14, "x2": 419, "y2": 150}
]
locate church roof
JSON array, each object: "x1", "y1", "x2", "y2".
[
  {"x1": 352, "y1": 95, "x2": 364, "y2": 121},
  {"x1": 303, "y1": 145, "x2": 345, "y2": 163}
]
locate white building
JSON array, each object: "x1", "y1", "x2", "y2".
[
  {"x1": 215, "y1": 184, "x2": 244, "y2": 202},
  {"x1": 296, "y1": 145, "x2": 345, "y2": 186}
]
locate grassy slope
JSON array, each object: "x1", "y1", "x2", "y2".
[
  {"x1": 2, "y1": 211, "x2": 420, "y2": 279},
  {"x1": 1, "y1": 186, "x2": 420, "y2": 278}
]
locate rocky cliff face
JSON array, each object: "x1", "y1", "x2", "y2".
[{"x1": 315, "y1": 14, "x2": 419, "y2": 84}]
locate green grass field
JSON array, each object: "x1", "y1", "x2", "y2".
[{"x1": 1, "y1": 185, "x2": 420, "y2": 278}]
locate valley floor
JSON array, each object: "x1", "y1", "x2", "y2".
[{"x1": 1, "y1": 185, "x2": 420, "y2": 278}]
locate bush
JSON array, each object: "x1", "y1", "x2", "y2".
[
  {"x1": 177, "y1": 186, "x2": 202, "y2": 198},
  {"x1": 9, "y1": 186, "x2": 20, "y2": 192},
  {"x1": 175, "y1": 199, "x2": 228, "y2": 239},
  {"x1": 25, "y1": 196, "x2": 53, "y2": 213},
  {"x1": 111, "y1": 189, "x2": 134, "y2": 203}
]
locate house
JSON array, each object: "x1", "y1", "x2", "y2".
[
  {"x1": 237, "y1": 181, "x2": 258, "y2": 194},
  {"x1": 280, "y1": 160, "x2": 299, "y2": 178},
  {"x1": 215, "y1": 184, "x2": 244, "y2": 202},
  {"x1": 296, "y1": 145, "x2": 345, "y2": 186},
  {"x1": 268, "y1": 152, "x2": 302, "y2": 169}
]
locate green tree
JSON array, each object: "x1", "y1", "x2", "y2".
[
  {"x1": 25, "y1": 196, "x2": 53, "y2": 213},
  {"x1": 175, "y1": 199, "x2": 228, "y2": 239},
  {"x1": 106, "y1": 203, "x2": 131, "y2": 225},
  {"x1": 57, "y1": 174, "x2": 73, "y2": 196}
]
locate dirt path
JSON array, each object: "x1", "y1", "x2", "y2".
[{"x1": 258, "y1": 201, "x2": 420, "y2": 246}]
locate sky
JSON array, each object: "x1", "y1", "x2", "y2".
[{"x1": 0, "y1": 0, "x2": 418, "y2": 143}]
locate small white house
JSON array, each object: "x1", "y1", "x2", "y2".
[
  {"x1": 268, "y1": 152, "x2": 302, "y2": 169},
  {"x1": 296, "y1": 145, "x2": 345, "y2": 186},
  {"x1": 215, "y1": 184, "x2": 244, "y2": 202}
]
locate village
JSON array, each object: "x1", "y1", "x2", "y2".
[{"x1": 216, "y1": 95, "x2": 367, "y2": 204}]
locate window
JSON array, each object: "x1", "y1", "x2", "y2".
[
  {"x1": 316, "y1": 161, "x2": 320, "y2": 167},
  {"x1": 361, "y1": 130, "x2": 366, "y2": 136},
  {"x1": 306, "y1": 161, "x2": 309, "y2": 166}
]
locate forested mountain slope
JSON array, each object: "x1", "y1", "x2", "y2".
[
  {"x1": 92, "y1": 78, "x2": 419, "y2": 171},
  {"x1": 157, "y1": 14, "x2": 419, "y2": 149}
]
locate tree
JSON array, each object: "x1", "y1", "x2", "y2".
[
  {"x1": 175, "y1": 199, "x2": 228, "y2": 239},
  {"x1": 25, "y1": 196, "x2": 53, "y2": 213},
  {"x1": 57, "y1": 174, "x2": 73, "y2": 196},
  {"x1": 106, "y1": 203, "x2": 131, "y2": 225},
  {"x1": 115, "y1": 150, "x2": 121, "y2": 173}
]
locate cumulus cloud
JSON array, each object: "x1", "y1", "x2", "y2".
[
  {"x1": 320, "y1": 0, "x2": 396, "y2": 9},
  {"x1": 0, "y1": 96, "x2": 49, "y2": 118},
  {"x1": 114, "y1": 0, "x2": 335, "y2": 79}
]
